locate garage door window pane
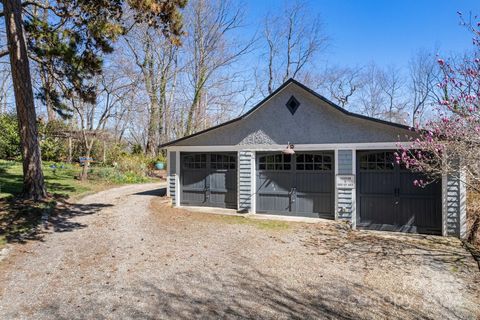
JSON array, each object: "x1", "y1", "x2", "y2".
[
  {"x1": 210, "y1": 154, "x2": 236, "y2": 170},
  {"x1": 184, "y1": 154, "x2": 207, "y2": 169},
  {"x1": 360, "y1": 152, "x2": 395, "y2": 171},
  {"x1": 259, "y1": 154, "x2": 292, "y2": 171},
  {"x1": 296, "y1": 152, "x2": 333, "y2": 171}
]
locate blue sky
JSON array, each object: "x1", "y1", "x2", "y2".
[{"x1": 244, "y1": 0, "x2": 479, "y2": 69}]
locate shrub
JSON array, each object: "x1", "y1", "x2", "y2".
[
  {"x1": 39, "y1": 120, "x2": 71, "y2": 162},
  {"x1": 0, "y1": 113, "x2": 20, "y2": 160},
  {"x1": 131, "y1": 144, "x2": 143, "y2": 155},
  {"x1": 111, "y1": 171, "x2": 149, "y2": 184}
]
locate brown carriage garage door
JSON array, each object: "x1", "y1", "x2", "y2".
[
  {"x1": 356, "y1": 151, "x2": 442, "y2": 235},
  {"x1": 180, "y1": 152, "x2": 237, "y2": 209},
  {"x1": 256, "y1": 152, "x2": 334, "y2": 218}
]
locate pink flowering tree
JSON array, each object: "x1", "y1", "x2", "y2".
[{"x1": 396, "y1": 14, "x2": 480, "y2": 242}]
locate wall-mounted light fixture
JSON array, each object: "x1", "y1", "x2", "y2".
[{"x1": 282, "y1": 142, "x2": 295, "y2": 155}]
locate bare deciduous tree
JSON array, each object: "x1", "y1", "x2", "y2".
[
  {"x1": 319, "y1": 66, "x2": 363, "y2": 109},
  {"x1": 182, "y1": 0, "x2": 254, "y2": 136},
  {"x1": 125, "y1": 26, "x2": 180, "y2": 156},
  {"x1": 262, "y1": 0, "x2": 328, "y2": 94},
  {"x1": 409, "y1": 49, "x2": 441, "y2": 126},
  {"x1": 69, "y1": 71, "x2": 134, "y2": 180},
  {"x1": 378, "y1": 65, "x2": 408, "y2": 123},
  {"x1": 357, "y1": 63, "x2": 386, "y2": 118}
]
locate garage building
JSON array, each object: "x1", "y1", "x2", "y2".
[{"x1": 161, "y1": 79, "x2": 466, "y2": 238}]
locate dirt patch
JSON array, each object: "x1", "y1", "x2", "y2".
[{"x1": 149, "y1": 199, "x2": 294, "y2": 232}]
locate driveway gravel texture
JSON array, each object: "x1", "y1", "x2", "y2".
[{"x1": 0, "y1": 183, "x2": 479, "y2": 320}]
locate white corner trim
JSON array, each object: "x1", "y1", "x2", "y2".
[
  {"x1": 166, "y1": 150, "x2": 171, "y2": 197},
  {"x1": 334, "y1": 149, "x2": 339, "y2": 220},
  {"x1": 351, "y1": 149, "x2": 357, "y2": 229},
  {"x1": 441, "y1": 173, "x2": 448, "y2": 237},
  {"x1": 459, "y1": 168, "x2": 467, "y2": 239},
  {"x1": 237, "y1": 151, "x2": 240, "y2": 211},
  {"x1": 175, "y1": 151, "x2": 180, "y2": 207},
  {"x1": 251, "y1": 151, "x2": 256, "y2": 214}
]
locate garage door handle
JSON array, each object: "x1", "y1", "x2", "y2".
[{"x1": 290, "y1": 188, "x2": 296, "y2": 202}]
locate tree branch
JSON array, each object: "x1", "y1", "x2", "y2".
[{"x1": 0, "y1": 49, "x2": 9, "y2": 58}]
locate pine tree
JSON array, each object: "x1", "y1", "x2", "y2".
[{"x1": 0, "y1": 0, "x2": 186, "y2": 200}]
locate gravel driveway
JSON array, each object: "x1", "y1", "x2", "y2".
[{"x1": 0, "y1": 183, "x2": 478, "y2": 320}]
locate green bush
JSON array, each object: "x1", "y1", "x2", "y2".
[
  {"x1": 88, "y1": 166, "x2": 115, "y2": 180},
  {"x1": 110, "y1": 171, "x2": 149, "y2": 184},
  {"x1": 38, "y1": 120, "x2": 70, "y2": 162},
  {"x1": 105, "y1": 143, "x2": 127, "y2": 165},
  {"x1": 85, "y1": 154, "x2": 152, "y2": 184},
  {"x1": 131, "y1": 144, "x2": 143, "y2": 155},
  {"x1": 0, "y1": 113, "x2": 20, "y2": 160},
  {"x1": 40, "y1": 137, "x2": 68, "y2": 161}
]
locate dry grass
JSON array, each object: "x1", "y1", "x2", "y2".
[
  {"x1": 149, "y1": 198, "x2": 292, "y2": 232},
  {"x1": 467, "y1": 190, "x2": 480, "y2": 250}
]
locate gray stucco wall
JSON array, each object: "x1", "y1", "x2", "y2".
[
  {"x1": 173, "y1": 83, "x2": 412, "y2": 147},
  {"x1": 337, "y1": 150, "x2": 354, "y2": 221},
  {"x1": 169, "y1": 151, "x2": 177, "y2": 204},
  {"x1": 238, "y1": 151, "x2": 253, "y2": 213},
  {"x1": 445, "y1": 170, "x2": 467, "y2": 238}
]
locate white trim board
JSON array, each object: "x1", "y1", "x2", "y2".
[
  {"x1": 175, "y1": 151, "x2": 180, "y2": 207},
  {"x1": 166, "y1": 150, "x2": 171, "y2": 197},
  {"x1": 167, "y1": 142, "x2": 412, "y2": 152},
  {"x1": 334, "y1": 149, "x2": 339, "y2": 220},
  {"x1": 250, "y1": 151, "x2": 256, "y2": 214},
  {"x1": 441, "y1": 173, "x2": 447, "y2": 237},
  {"x1": 351, "y1": 149, "x2": 357, "y2": 229}
]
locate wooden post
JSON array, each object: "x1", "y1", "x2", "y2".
[
  {"x1": 103, "y1": 140, "x2": 106, "y2": 163},
  {"x1": 68, "y1": 136, "x2": 72, "y2": 163}
]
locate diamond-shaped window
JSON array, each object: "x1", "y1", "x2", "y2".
[{"x1": 285, "y1": 96, "x2": 300, "y2": 115}]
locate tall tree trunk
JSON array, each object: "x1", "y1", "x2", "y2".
[
  {"x1": 39, "y1": 68, "x2": 56, "y2": 122},
  {"x1": 4, "y1": 0, "x2": 47, "y2": 200},
  {"x1": 146, "y1": 99, "x2": 159, "y2": 156},
  {"x1": 144, "y1": 53, "x2": 158, "y2": 157},
  {"x1": 157, "y1": 75, "x2": 167, "y2": 147}
]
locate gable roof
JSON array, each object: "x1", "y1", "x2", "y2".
[{"x1": 160, "y1": 78, "x2": 411, "y2": 148}]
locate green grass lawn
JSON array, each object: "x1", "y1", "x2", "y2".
[
  {"x1": 0, "y1": 160, "x2": 154, "y2": 199},
  {"x1": 0, "y1": 160, "x2": 107, "y2": 199}
]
